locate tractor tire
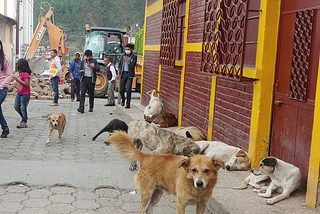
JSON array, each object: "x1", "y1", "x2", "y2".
[{"x1": 94, "y1": 65, "x2": 109, "y2": 97}]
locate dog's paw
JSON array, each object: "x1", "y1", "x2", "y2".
[
  {"x1": 104, "y1": 141, "x2": 110, "y2": 146},
  {"x1": 266, "y1": 199, "x2": 275, "y2": 205},
  {"x1": 129, "y1": 165, "x2": 139, "y2": 171},
  {"x1": 46, "y1": 141, "x2": 50, "y2": 144},
  {"x1": 56, "y1": 140, "x2": 61, "y2": 143},
  {"x1": 258, "y1": 193, "x2": 271, "y2": 198}
]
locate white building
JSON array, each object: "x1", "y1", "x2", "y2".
[{"x1": 0, "y1": 0, "x2": 34, "y2": 61}]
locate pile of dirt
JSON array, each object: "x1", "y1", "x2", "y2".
[{"x1": 8, "y1": 73, "x2": 71, "y2": 100}]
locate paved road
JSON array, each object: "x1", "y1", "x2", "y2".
[{"x1": 0, "y1": 97, "x2": 212, "y2": 214}]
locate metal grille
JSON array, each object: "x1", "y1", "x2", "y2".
[
  {"x1": 201, "y1": 0, "x2": 248, "y2": 80},
  {"x1": 160, "y1": 0, "x2": 179, "y2": 67},
  {"x1": 289, "y1": 10, "x2": 314, "y2": 102}
]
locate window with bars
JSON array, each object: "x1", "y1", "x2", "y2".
[
  {"x1": 176, "y1": 0, "x2": 186, "y2": 61},
  {"x1": 201, "y1": 0, "x2": 249, "y2": 81},
  {"x1": 160, "y1": 0, "x2": 186, "y2": 66}
]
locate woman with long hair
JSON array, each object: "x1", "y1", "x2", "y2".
[
  {"x1": 14, "y1": 58, "x2": 31, "y2": 128},
  {"x1": 0, "y1": 40, "x2": 13, "y2": 138}
]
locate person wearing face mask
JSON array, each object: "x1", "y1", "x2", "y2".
[
  {"x1": 118, "y1": 43, "x2": 137, "y2": 108},
  {"x1": 69, "y1": 52, "x2": 81, "y2": 102}
]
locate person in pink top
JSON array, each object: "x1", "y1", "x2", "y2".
[
  {"x1": 14, "y1": 58, "x2": 31, "y2": 128},
  {"x1": 0, "y1": 40, "x2": 13, "y2": 138}
]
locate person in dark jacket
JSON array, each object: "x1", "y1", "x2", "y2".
[
  {"x1": 77, "y1": 49, "x2": 100, "y2": 113},
  {"x1": 69, "y1": 52, "x2": 81, "y2": 102},
  {"x1": 118, "y1": 43, "x2": 137, "y2": 108}
]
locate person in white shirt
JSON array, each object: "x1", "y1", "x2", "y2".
[{"x1": 104, "y1": 57, "x2": 117, "y2": 106}]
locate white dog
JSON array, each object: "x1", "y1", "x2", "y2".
[
  {"x1": 143, "y1": 90, "x2": 164, "y2": 117},
  {"x1": 195, "y1": 141, "x2": 251, "y2": 171},
  {"x1": 252, "y1": 156, "x2": 302, "y2": 205}
]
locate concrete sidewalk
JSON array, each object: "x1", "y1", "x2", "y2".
[{"x1": 116, "y1": 95, "x2": 319, "y2": 214}]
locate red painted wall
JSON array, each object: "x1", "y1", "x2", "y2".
[
  {"x1": 212, "y1": 78, "x2": 253, "y2": 150},
  {"x1": 145, "y1": 12, "x2": 162, "y2": 46}
]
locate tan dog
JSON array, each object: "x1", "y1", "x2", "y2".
[
  {"x1": 47, "y1": 113, "x2": 66, "y2": 144},
  {"x1": 175, "y1": 126, "x2": 204, "y2": 141},
  {"x1": 144, "y1": 112, "x2": 177, "y2": 128},
  {"x1": 107, "y1": 131, "x2": 225, "y2": 214}
]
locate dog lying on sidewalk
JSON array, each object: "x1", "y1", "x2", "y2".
[
  {"x1": 251, "y1": 156, "x2": 302, "y2": 205},
  {"x1": 144, "y1": 112, "x2": 177, "y2": 128},
  {"x1": 174, "y1": 126, "x2": 205, "y2": 141},
  {"x1": 195, "y1": 141, "x2": 251, "y2": 171},
  {"x1": 106, "y1": 131, "x2": 225, "y2": 214}
]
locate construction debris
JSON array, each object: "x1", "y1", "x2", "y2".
[{"x1": 8, "y1": 72, "x2": 70, "y2": 100}]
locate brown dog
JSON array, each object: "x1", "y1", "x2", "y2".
[
  {"x1": 47, "y1": 113, "x2": 66, "y2": 144},
  {"x1": 175, "y1": 126, "x2": 204, "y2": 141},
  {"x1": 107, "y1": 131, "x2": 225, "y2": 214},
  {"x1": 144, "y1": 112, "x2": 177, "y2": 128}
]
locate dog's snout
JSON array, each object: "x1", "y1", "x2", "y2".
[
  {"x1": 196, "y1": 181, "x2": 203, "y2": 188},
  {"x1": 226, "y1": 165, "x2": 231, "y2": 171}
]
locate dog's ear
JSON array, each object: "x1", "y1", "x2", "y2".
[
  {"x1": 236, "y1": 150, "x2": 247, "y2": 157},
  {"x1": 212, "y1": 158, "x2": 225, "y2": 170},
  {"x1": 146, "y1": 90, "x2": 152, "y2": 95},
  {"x1": 186, "y1": 131, "x2": 193, "y2": 139},
  {"x1": 263, "y1": 157, "x2": 277, "y2": 166},
  {"x1": 46, "y1": 116, "x2": 51, "y2": 121},
  {"x1": 178, "y1": 158, "x2": 190, "y2": 170}
]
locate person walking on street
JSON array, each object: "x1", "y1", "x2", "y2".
[
  {"x1": 69, "y1": 52, "x2": 81, "y2": 102},
  {"x1": 77, "y1": 49, "x2": 100, "y2": 113},
  {"x1": 49, "y1": 49, "x2": 61, "y2": 106},
  {"x1": 104, "y1": 57, "x2": 117, "y2": 106},
  {"x1": 0, "y1": 40, "x2": 13, "y2": 138},
  {"x1": 118, "y1": 43, "x2": 137, "y2": 109},
  {"x1": 14, "y1": 58, "x2": 31, "y2": 128}
]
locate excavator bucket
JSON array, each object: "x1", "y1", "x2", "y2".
[{"x1": 28, "y1": 56, "x2": 46, "y2": 75}]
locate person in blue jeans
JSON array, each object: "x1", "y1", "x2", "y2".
[
  {"x1": 0, "y1": 40, "x2": 13, "y2": 138},
  {"x1": 69, "y1": 52, "x2": 81, "y2": 102},
  {"x1": 14, "y1": 58, "x2": 31, "y2": 128}
]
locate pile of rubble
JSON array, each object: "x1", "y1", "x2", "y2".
[{"x1": 7, "y1": 73, "x2": 71, "y2": 100}]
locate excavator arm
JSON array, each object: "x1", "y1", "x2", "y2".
[{"x1": 25, "y1": 7, "x2": 67, "y2": 77}]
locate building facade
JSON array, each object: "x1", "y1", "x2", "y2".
[
  {"x1": 140, "y1": 0, "x2": 320, "y2": 208},
  {"x1": 0, "y1": 0, "x2": 34, "y2": 61}
]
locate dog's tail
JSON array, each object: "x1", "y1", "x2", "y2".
[{"x1": 106, "y1": 131, "x2": 143, "y2": 163}]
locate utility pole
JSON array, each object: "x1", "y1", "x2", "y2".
[{"x1": 15, "y1": 0, "x2": 20, "y2": 67}]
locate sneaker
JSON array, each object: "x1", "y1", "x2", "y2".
[
  {"x1": 1, "y1": 129, "x2": 9, "y2": 138},
  {"x1": 88, "y1": 108, "x2": 93, "y2": 112},
  {"x1": 125, "y1": 105, "x2": 130, "y2": 109},
  {"x1": 17, "y1": 122, "x2": 27, "y2": 128},
  {"x1": 50, "y1": 103, "x2": 59, "y2": 106},
  {"x1": 77, "y1": 108, "x2": 84, "y2": 113}
]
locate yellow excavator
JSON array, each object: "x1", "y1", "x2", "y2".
[{"x1": 25, "y1": 4, "x2": 68, "y2": 79}]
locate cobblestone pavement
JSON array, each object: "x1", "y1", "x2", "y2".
[{"x1": 0, "y1": 97, "x2": 212, "y2": 214}]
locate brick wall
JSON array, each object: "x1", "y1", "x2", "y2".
[
  {"x1": 212, "y1": 78, "x2": 253, "y2": 150},
  {"x1": 187, "y1": 0, "x2": 205, "y2": 44},
  {"x1": 147, "y1": 0, "x2": 158, "y2": 7},
  {"x1": 158, "y1": 65, "x2": 182, "y2": 116},
  {"x1": 141, "y1": 51, "x2": 160, "y2": 106},
  {"x1": 145, "y1": 11, "x2": 162, "y2": 46},
  {"x1": 182, "y1": 52, "x2": 212, "y2": 136}
]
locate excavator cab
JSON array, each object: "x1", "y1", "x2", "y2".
[{"x1": 83, "y1": 25, "x2": 126, "y2": 97}]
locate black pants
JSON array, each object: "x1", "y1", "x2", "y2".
[
  {"x1": 79, "y1": 77, "x2": 95, "y2": 109},
  {"x1": 119, "y1": 72, "x2": 133, "y2": 106},
  {"x1": 71, "y1": 79, "x2": 80, "y2": 100}
]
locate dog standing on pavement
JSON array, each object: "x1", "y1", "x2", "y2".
[
  {"x1": 47, "y1": 113, "x2": 66, "y2": 144},
  {"x1": 106, "y1": 131, "x2": 225, "y2": 214},
  {"x1": 92, "y1": 118, "x2": 128, "y2": 143},
  {"x1": 252, "y1": 156, "x2": 302, "y2": 205}
]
